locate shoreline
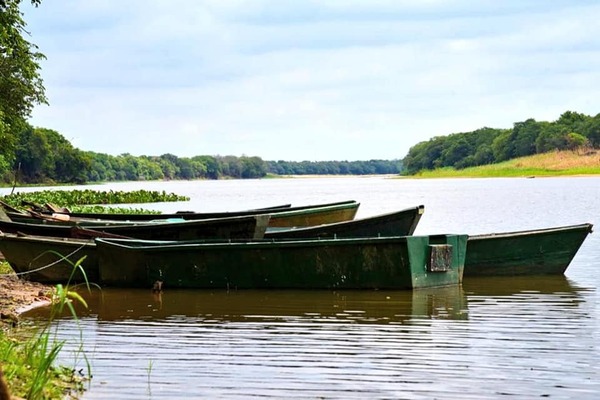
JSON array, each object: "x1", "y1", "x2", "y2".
[{"x1": 0, "y1": 274, "x2": 53, "y2": 325}]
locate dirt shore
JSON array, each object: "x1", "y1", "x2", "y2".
[{"x1": 0, "y1": 274, "x2": 53, "y2": 325}]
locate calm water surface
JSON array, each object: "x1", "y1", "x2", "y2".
[{"x1": 12, "y1": 177, "x2": 600, "y2": 399}]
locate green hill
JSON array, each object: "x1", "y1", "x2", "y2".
[{"x1": 406, "y1": 150, "x2": 600, "y2": 178}]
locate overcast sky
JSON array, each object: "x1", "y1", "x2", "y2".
[{"x1": 21, "y1": 0, "x2": 600, "y2": 161}]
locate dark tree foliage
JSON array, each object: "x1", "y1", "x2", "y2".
[
  {"x1": 14, "y1": 125, "x2": 90, "y2": 183},
  {"x1": 403, "y1": 111, "x2": 599, "y2": 174},
  {"x1": 265, "y1": 160, "x2": 402, "y2": 175},
  {"x1": 0, "y1": 0, "x2": 46, "y2": 178}
]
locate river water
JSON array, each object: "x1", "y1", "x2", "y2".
[{"x1": 10, "y1": 176, "x2": 600, "y2": 399}]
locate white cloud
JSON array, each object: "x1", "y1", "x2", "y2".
[{"x1": 22, "y1": 0, "x2": 600, "y2": 161}]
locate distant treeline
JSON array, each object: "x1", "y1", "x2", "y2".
[
  {"x1": 267, "y1": 160, "x2": 402, "y2": 175},
  {"x1": 0, "y1": 123, "x2": 401, "y2": 185},
  {"x1": 403, "y1": 111, "x2": 600, "y2": 174}
]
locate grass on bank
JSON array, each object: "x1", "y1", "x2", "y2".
[
  {"x1": 1, "y1": 260, "x2": 89, "y2": 399},
  {"x1": 407, "y1": 150, "x2": 600, "y2": 178}
]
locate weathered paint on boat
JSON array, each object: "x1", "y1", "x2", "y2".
[
  {"x1": 464, "y1": 223, "x2": 593, "y2": 277},
  {"x1": 265, "y1": 205, "x2": 424, "y2": 239},
  {"x1": 0, "y1": 232, "x2": 98, "y2": 283},
  {"x1": 7, "y1": 201, "x2": 359, "y2": 229},
  {"x1": 266, "y1": 201, "x2": 359, "y2": 227},
  {"x1": 23, "y1": 200, "x2": 359, "y2": 224},
  {"x1": 0, "y1": 214, "x2": 270, "y2": 240},
  {"x1": 95, "y1": 234, "x2": 468, "y2": 290}
]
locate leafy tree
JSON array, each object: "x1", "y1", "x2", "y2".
[
  {"x1": 566, "y1": 132, "x2": 588, "y2": 151},
  {"x1": 555, "y1": 111, "x2": 589, "y2": 133},
  {"x1": 535, "y1": 123, "x2": 568, "y2": 153},
  {"x1": 193, "y1": 155, "x2": 220, "y2": 179},
  {"x1": 581, "y1": 113, "x2": 600, "y2": 148},
  {"x1": 491, "y1": 130, "x2": 513, "y2": 162},
  {"x1": 440, "y1": 136, "x2": 471, "y2": 167},
  {"x1": 240, "y1": 156, "x2": 267, "y2": 178},
  {"x1": 510, "y1": 119, "x2": 541, "y2": 158},
  {"x1": 472, "y1": 144, "x2": 494, "y2": 166},
  {"x1": 0, "y1": 0, "x2": 47, "y2": 176}
]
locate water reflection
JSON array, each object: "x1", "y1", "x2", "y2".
[
  {"x1": 23, "y1": 278, "x2": 598, "y2": 399},
  {"x1": 29, "y1": 285, "x2": 469, "y2": 325},
  {"x1": 463, "y1": 274, "x2": 585, "y2": 297}
]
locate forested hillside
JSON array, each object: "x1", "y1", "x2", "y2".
[
  {"x1": 402, "y1": 111, "x2": 600, "y2": 175},
  {"x1": 0, "y1": 124, "x2": 401, "y2": 185}
]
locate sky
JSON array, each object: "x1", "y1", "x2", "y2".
[{"x1": 21, "y1": 0, "x2": 600, "y2": 162}]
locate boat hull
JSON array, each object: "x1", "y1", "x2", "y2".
[
  {"x1": 0, "y1": 214, "x2": 270, "y2": 241},
  {"x1": 464, "y1": 223, "x2": 593, "y2": 277},
  {"x1": 96, "y1": 234, "x2": 467, "y2": 290},
  {"x1": 265, "y1": 205, "x2": 424, "y2": 239},
  {"x1": 29, "y1": 200, "x2": 359, "y2": 226},
  {"x1": 0, "y1": 233, "x2": 98, "y2": 283}
]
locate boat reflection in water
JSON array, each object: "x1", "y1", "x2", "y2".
[
  {"x1": 27, "y1": 275, "x2": 584, "y2": 325},
  {"x1": 22, "y1": 275, "x2": 591, "y2": 399},
  {"x1": 462, "y1": 274, "x2": 585, "y2": 298},
  {"x1": 38, "y1": 285, "x2": 469, "y2": 325}
]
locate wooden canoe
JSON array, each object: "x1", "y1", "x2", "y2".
[
  {"x1": 95, "y1": 234, "x2": 467, "y2": 290},
  {"x1": 0, "y1": 232, "x2": 98, "y2": 283},
  {"x1": 6, "y1": 200, "x2": 360, "y2": 229},
  {"x1": 23, "y1": 200, "x2": 358, "y2": 223},
  {"x1": 265, "y1": 205, "x2": 424, "y2": 239},
  {"x1": 464, "y1": 223, "x2": 593, "y2": 277},
  {"x1": 0, "y1": 214, "x2": 270, "y2": 241}
]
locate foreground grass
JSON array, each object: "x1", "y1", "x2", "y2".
[
  {"x1": 0, "y1": 261, "x2": 12, "y2": 275},
  {"x1": 408, "y1": 150, "x2": 600, "y2": 178},
  {"x1": 1, "y1": 261, "x2": 88, "y2": 399}
]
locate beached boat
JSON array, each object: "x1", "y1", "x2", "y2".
[
  {"x1": 14, "y1": 200, "x2": 358, "y2": 224},
  {"x1": 265, "y1": 205, "x2": 424, "y2": 239},
  {"x1": 0, "y1": 232, "x2": 97, "y2": 283},
  {"x1": 0, "y1": 214, "x2": 270, "y2": 241},
  {"x1": 464, "y1": 223, "x2": 593, "y2": 277},
  {"x1": 6, "y1": 200, "x2": 360, "y2": 229},
  {"x1": 95, "y1": 234, "x2": 468, "y2": 290},
  {"x1": 0, "y1": 205, "x2": 424, "y2": 284}
]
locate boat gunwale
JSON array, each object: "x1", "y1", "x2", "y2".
[
  {"x1": 467, "y1": 223, "x2": 593, "y2": 241},
  {"x1": 93, "y1": 234, "x2": 442, "y2": 252}
]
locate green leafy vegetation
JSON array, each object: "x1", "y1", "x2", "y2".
[
  {"x1": 0, "y1": 261, "x2": 13, "y2": 275},
  {"x1": 0, "y1": 0, "x2": 47, "y2": 184},
  {"x1": 1, "y1": 130, "x2": 404, "y2": 185},
  {"x1": 403, "y1": 111, "x2": 600, "y2": 175},
  {"x1": 266, "y1": 159, "x2": 402, "y2": 175},
  {"x1": 1, "y1": 256, "x2": 92, "y2": 399},
  {"x1": 406, "y1": 150, "x2": 600, "y2": 178},
  {"x1": 1, "y1": 189, "x2": 190, "y2": 213}
]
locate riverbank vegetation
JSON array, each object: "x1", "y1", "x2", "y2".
[
  {"x1": 407, "y1": 150, "x2": 600, "y2": 178},
  {"x1": 1, "y1": 260, "x2": 88, "y2": 399},
  {"x1": 402, "y1": 111, "x2": 600, "y2": 175},
  {"x1": 0, "y1": 128, "x2": 403, "y2": 185},
  {"x1": 1, "y1": 189, "x2": 189, "y2": 213}
]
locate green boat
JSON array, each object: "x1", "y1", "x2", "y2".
[
  {"x1": 7, "y1": 200, "x2": 360, "y2": 229},
  {"x1": 0, "y1": 214, "x2": 270, "y2": 240},
  {"x1": 0, "y1": 206, "x2": 425, "y2": 285},
  {"x1": 464, "y1": 223, "x2": 593, "y2": 277},
  {"x1": 10, "y1": 200, "x2": 359, "y2": 226},
  {"x1": 95, "y1": 234, "x2": 468, "y2": 290},
  {"x1": 0, "y1": 232, "x2": 98, "y2": 283},
  {"x1": 265, "y1": 205, "x2": 424, "y2": 239}
]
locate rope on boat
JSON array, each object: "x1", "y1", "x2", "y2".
[{"x1": 0, "y1": 243, "x2": 88, "y2": 277}]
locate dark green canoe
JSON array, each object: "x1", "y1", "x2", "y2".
[
  {"x1": 0, "y1": 232, "x2": 98, "y2": 283},
  {"x1": 265, "y1": 205, "x2": 424, "y2": 239},
  {"x1": 464, "y1": 223, "x2": 593, "y2": 277},
  {"x1": 96, "y1": 234, "x2": 468, "y2": 290},
  {"x1": 0, "y1": 214, "x2": 270, "y2": 241},
  {"x1": 7, "y1": 200, "x2": 360, "y2": 229},
  {"x1": 12, "y1": 200, "x2": 359, "y2": 225}
]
